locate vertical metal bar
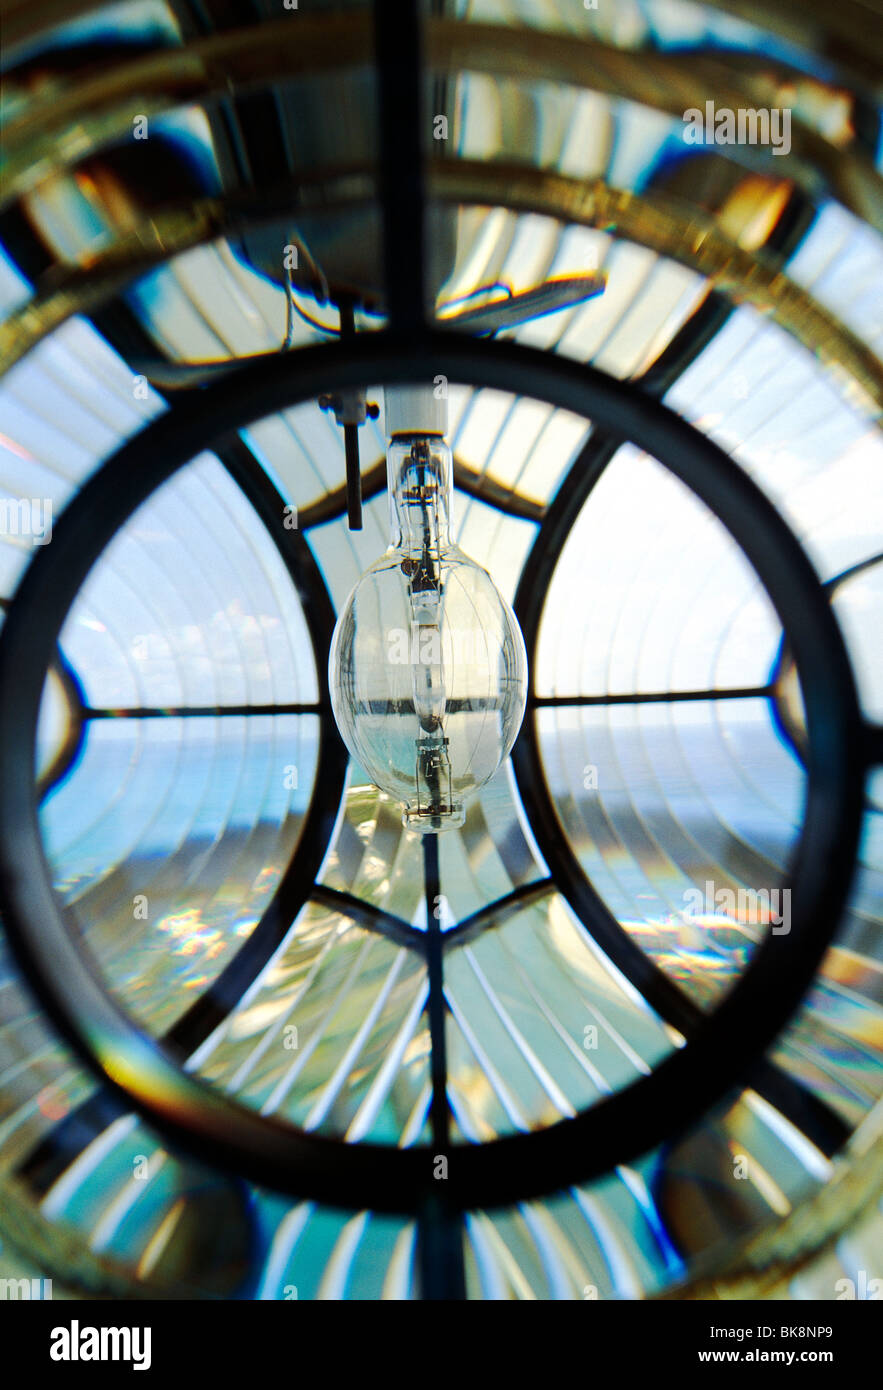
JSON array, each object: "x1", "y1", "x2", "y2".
[
  {"x1": 343, "y1": 425, "x2": 363, "y2": 530},
  {"x1": 423, "y1": 833, "x2": 448, "y2": 1152},
  {"x1": 417, "y1": 1191, "x2": 467, "y2": 1302},
  {"x1": 418, "y1": 832, "x2": 467, "y2": 1299},
  {"x1": 373, "y1": 0, "x2": 426, "y2": 333},
  {"x1": 338, "y1": 298, "x2": 363, "y2": 529}
]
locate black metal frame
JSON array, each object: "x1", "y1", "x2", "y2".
[
  {"x1": 163, "y1": 434, "x2": 350, "y2": 1056},
  {"x1": 0, "y1": 0, "x2": 876, "y2": 1302},
  {"x1": 510, "y1": 438, "x2": 852, "y2": 1157},
  {"x1": 0, "y1": 330, "x2": 867, "y2": 1223}
]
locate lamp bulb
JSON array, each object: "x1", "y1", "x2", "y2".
[{"x1": 328, "y1": 387, "x2": 528, "y2": 832}]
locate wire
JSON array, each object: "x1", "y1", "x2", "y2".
[
  {"x1": 289, "y1": 291, "x2": 341, "y2": 339},
  {"x1": 283, "y1": 238, "x2": 336, "y2": 348}
]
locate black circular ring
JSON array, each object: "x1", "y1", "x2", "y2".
[{"x1": 0, "y1": 329, "x2": 865, "y2": 1213}]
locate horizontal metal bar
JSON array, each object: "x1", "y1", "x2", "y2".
[
  {"x1": 83, "y1": 702, "x2": 323, "y2": 719},
  {"x1": 532, "y1": 686, "x2": 774, "y2": 708}
]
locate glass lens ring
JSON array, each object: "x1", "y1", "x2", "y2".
[{"x1": 0, "y1": 332, "x2": 866, "y2": 1212}]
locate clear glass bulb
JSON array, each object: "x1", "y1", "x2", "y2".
[{"x1": 329, "y1": 428, "x2": 528, "y2": 832}]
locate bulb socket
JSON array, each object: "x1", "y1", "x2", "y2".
[{"x1": 384, "y1": 385, "x2": 448, "y2": 439}]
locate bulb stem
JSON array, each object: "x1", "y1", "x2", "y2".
[{"x1": 387, "y1": 434, "x2": 454, "y2": 554}]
